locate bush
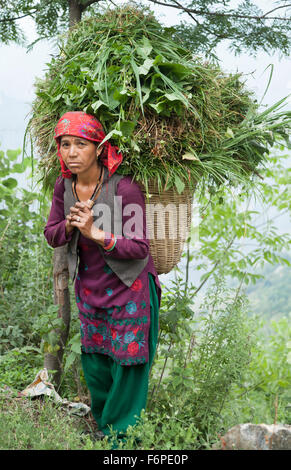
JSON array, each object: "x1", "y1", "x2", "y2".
[
  {"x1": 222, "y1": 315, "x2": 291, "y2": 429},
  {"x1": 148, "y1": 272, "x2": 255, "y2": 447}
]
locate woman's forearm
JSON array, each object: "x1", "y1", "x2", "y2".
[
  {"x1": 90, "y1": 225, "x2": 148, "y2": 258},
  {"x1": 44, "y1": 219, "x2": 74, "y2": 248},
  {"x1": 44, "y1": 176, "x2": 75, "y2": 248},
  {"x1": 90, "y1": 225, "x2": 106, "y2": 248}
]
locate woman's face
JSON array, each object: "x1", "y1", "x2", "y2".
[{"x1": 60, "y1": 135, "x2": 103, "y2": 175}]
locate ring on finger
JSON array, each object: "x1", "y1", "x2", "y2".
[{"x1": 76, "y1": 216, "x2": 81, "y2": 222}]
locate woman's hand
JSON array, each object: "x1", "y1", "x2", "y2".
[
  {"x1": 69, "y1": 201, "x2": 93, "y2": 239},
  {"x1": 68, "y1": 201, "x2": 105, "y2": 245},
  {"x1": 65, "y1": 215, "x2": 75, "y2": 235}
]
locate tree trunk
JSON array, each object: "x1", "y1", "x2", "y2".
[
  {"x1": 44, "y1": 245, "x2": 71, "y2": 390},
  {"x1": 68, "y1": 0, "x2": 82, "y2": 27}
]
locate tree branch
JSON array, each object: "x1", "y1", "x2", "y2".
[
  {"x1": 262, "y1": 4, "x2": 291, "y2": 18},
  {"x1": 0, "y1": 9, "x2": 38, "y2": 23},
  {"x1": 171, "y1": 0, "x2": 199, "y2": 25},
  {"x1": 193, "y1": 235, "x2": 237, "y2": 297},
  {"x1": 170, "y1": 0, "x2": 227, "y2": 40},
  {"x1": 81, "y1": 0, "x2": 103, "y2": 11},
  {"x1": 148, "y1": 0, "x2": 291, "y2": 21}
]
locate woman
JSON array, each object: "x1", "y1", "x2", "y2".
[{"x1": 44, "y1": 111, "x2": 161, "y2": 443}]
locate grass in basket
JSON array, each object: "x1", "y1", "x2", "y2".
[{"x1": 26, "y1": 4, "x2": 291, "y2": 195}]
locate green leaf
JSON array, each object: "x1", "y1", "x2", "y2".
[
  {"x1": 225, "y1": 127, "x2": 234, "y2": 138},
  {"x1": 113, "y1": 88, "x2": 132, "y2": 105},
  {"x1": 100, "y1": 129, "x2": 122, "y2": 145},
  {"x1": 135, "y1": 36, "x2": 153, "y2": 58},
  {"x1": 2, "y1": 178, "x2": 18, "y2": 189},
  {"x1": 174, "y1": 174, "x2": 185, "y2": 194},
  {"x1": 153, "y1": 55, "x2": 163, "y2": 65},
  {"x1": 142, "y1": 86, "x2": 151, "y2": 104},
  {"x1": 164, "y1": 92, "x2": 184, "y2": 102},
  {"x1": 50, "y1": 93, "x2": 63, "y2": 103},
  {"x1": 120, "y1": 121, "x2": 136, "y2": 137},
  {"x1": 6, "y1": 149, "x2": 21, "y2": 161},
  {"x1": 64, "y1": 352, "x2": 77, "y2": 372},
  {"x1": 159, "y1": 62, "x2": 190, "y2": 79},
  {"x1": 106, "y1": 89, "x2": 121, "y2": 110},
  {"x1": 130, "y1": 58, "x2": 144, "y2": 115},
  {"x1": 10, "y1": 163, "x2": 26, "y2": 174},
  {"x1": 23, "y1": 157, "x2": 32, "y2": 170},
  {"x1": 68, "y1": 333, "x2": 81, "y2": 354},
  {"x1": 70, "y1": 341, "x2": 81, "y2": 355},
  {"x1": 149, "y1": 101, "x2": 167, "y2": 114},
  {"x1": 91, "y1": 100, "x2": 108, "y2": 112},
  {"x1": 48, "y1": 331, "x2": 59, "y2": 347},
  {"x1": 138, "y1": 58, "x2": 154, "y2": 75}
]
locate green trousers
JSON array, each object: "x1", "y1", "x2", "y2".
[{"x1": 81, "y1": 273, "x2": 159, "y2": 437}]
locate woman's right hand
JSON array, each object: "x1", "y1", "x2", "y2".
[{"x1": 65, "y1": 215, "x2": 75, "y2": 235}]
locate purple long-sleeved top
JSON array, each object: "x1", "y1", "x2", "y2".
[{"x1": 44, "y1": 174, "x2": 161, "y2": 366}]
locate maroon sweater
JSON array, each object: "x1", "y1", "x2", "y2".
[{"x1": 44, "y1": 175, "x2": 161, "y2": 365}]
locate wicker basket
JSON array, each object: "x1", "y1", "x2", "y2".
[{"x1": 138, "y1": 180, "x2": 194, "y2": 275}]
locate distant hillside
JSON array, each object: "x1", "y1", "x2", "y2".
[{"x1": 247, "y1": 254, "x2": 291, "y2": 321}]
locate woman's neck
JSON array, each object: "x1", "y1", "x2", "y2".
[{"x1": 75, "y1": 162, "x2": 103, "y2": 187}]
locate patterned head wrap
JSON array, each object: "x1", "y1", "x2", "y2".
[{"x1": 54, "y1": 111, "x2": 123, "y2": 178}]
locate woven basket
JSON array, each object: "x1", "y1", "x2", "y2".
[{"x1": 138, "y1": 180, "x2": 194, "y2": 275}]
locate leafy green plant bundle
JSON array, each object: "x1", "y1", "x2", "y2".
[{"x1": 27, "y1": 4, "x2": 291, "y2": 193}]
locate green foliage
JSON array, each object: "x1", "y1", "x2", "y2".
[
  {"x1": 221, "y1": 315, "x2": 291, "y2": 429},
  {"x1": 64, "y1": 332, "x2": 82, "y2": 373},
  {"x1": 0, "y1": 145, "x2": 84, "y2": 400},
  {"x1": 248, "y1": 316, "x2": 291, "y2": 397},
  {"x1": 0, "y1": 346, "x2": 42, "y2": 390},
  {"x1": 106, "y1": 408, "x2": 201, "y2": 450},
  {"x1": 1, "y1": 0, "x2": 290, "y2": 451},
  {"x1": 34, "y1": 305, "x2": 65, "y2": 355},
  {"x1": 0, "y1": 149, "x2": 53, "y2": 353},
  {"x1": 247, "y1": 257, "x2": 291, "y2": 322},
  {"x1": 0, "y1": 0, "x2": 69, "y2": 45},
  {"x1": 183, "y1": 149, "x2": 291, "y2": 294},
  {"x1": 172, "y1": 0, "x2": 291, "y2": 57},
  {"x1": 0, "y1": 395, "x2": 86, "y2": 450},
  {"x1": 149, "y1": 271, "x2": 255, "y2": 445},
  {"x1": 27, "y1": 5, "x2": 291, "y2": 194},
  {"x1": 190, "y1": 280, "x2": 253, "y2": 431}
]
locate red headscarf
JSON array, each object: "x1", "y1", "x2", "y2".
[{"x1": 54, "y1": 111, "x2": 123, "y2": 178}]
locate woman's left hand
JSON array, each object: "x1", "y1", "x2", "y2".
[{"x1": 69, "y1": 201, "x2": 95, "y2": 239}]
